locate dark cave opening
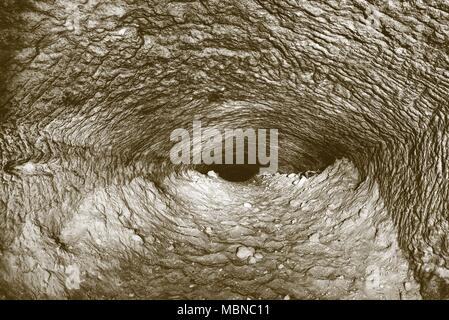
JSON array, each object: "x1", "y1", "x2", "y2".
[
  {"x1": 196, "y1": 163, "x2": 261, "y2": 182},
  {"x1": 2, "y1": 0, "x2": 448, "y2": 300}
]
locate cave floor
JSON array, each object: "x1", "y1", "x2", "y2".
[
  {"x1": 1, "y1": 159, "x2": 420, "y2": 299},
  {"x1": 166, "y1": 158, "x2": 420, "y2": 299}
]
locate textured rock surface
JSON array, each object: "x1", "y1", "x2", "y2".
[
  {"x1": 0, "y1": 159, "x2": 421, "y2": 299},
  {"x1": 0, "y1": 0, "x2": 448, "y2": 299}
]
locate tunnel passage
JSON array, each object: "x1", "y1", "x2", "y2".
[
  {"x1": 195, "y1": 164, "x2": 261, "y2": 182},
  {"x1": 0, "y1": 0, "x2": 449, "y2": 300}
]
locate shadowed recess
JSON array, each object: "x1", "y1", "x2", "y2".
[{"x1": 195, "y1": 163, "x2": 261, "y2": 182}]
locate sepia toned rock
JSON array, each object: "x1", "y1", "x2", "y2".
[{"x1": 0, "y1": 0, "x2": 448, "y2": 300}]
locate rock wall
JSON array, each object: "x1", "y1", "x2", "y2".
[{"x1": 0, "y1": 0, "x2": 448, "y2": 299}]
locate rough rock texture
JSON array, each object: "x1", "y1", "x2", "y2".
[
  {"x1": 0, "y1": 0, "x2": 448, "y2": 299},
  {"x1": 0, "y1": 159, "x2": 421, "y2": 299}
]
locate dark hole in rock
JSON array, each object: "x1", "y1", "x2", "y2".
[{"x1": 196, "y1": 163, "x2": 261, "y2": 182}]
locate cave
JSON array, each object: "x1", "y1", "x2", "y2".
[
  {"x1": 0, "y1": 0, "x2": 448, "y2": 300},
  {"x1": 196, "y1": 164, "x2": 262, "y2": 182}
]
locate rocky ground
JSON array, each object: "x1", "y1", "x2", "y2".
[{"x1": 0, "y1": 158, "x2": 420, "y2": 299}]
